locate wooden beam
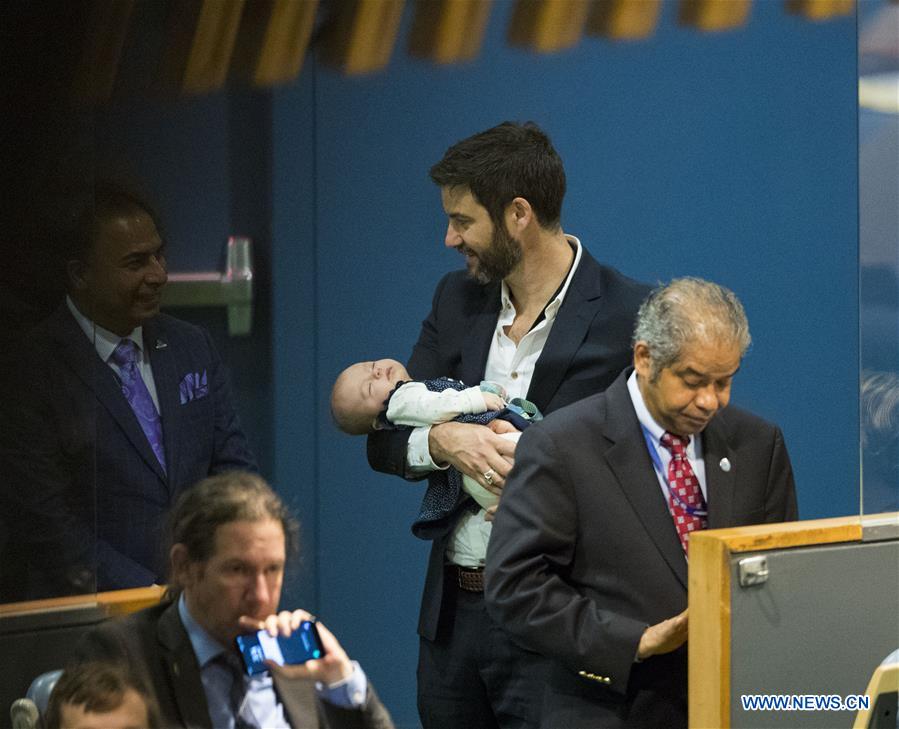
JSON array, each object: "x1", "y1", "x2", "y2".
[
  {"x1": 71, "y1": 0, "x2": 135, "y2": 105},
  {"x1": 508, "y1": 0, "x2": 591, "y2": 53},
  {"x1": 0, "y1": 586, "x2": 166, "y2": 619},
  {"x1": 785, "y1": 0, "x2": 855, "y2": 21},
  {"x1": 408, "y1": 0, "x2": 492, "y2": 64},
  {"x1": 231, "y1": 0, "x2": 318, "y2": 87},
  {"x1": 588, "y1": 0, "x2": 662, "y2": 41},
  {"x1": 689, "y1": 527, "x2": 732, "y2": 729},
  {"x1": 159, "y1": 0, "x2": 246, "y2": 95},
  {"x1": 679, "y1": 0, "x2": 752, "y2": 31},
  {"x1": 319, "y1": 0, "x2": 406, "y2": 75}
]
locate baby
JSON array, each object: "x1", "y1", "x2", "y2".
[
  {"x1": 332, "y1": 358, "x2": 542, "y2": 515},
  {"x1": 331, "y1": 358, "x2": 506, "y2": 435}
]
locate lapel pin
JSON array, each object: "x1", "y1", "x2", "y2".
[
  {"x1": 719, "y1": 457, "x2": 731, "y2": 472},
  {"x1": 155, "y1": 339, "x2": 167, "y2": 350}
]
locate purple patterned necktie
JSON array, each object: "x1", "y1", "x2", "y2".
[{"x1": 110, "y1": 339, "x2": 166, "y2": 472}]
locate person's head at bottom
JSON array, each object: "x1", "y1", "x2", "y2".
[{"x1": 45, "y1": 661, "x2": 159, "y2": 729}]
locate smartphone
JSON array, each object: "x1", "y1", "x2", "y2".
[{"x1": 235, "y1": 620, "x2": 326, "y2": 676}]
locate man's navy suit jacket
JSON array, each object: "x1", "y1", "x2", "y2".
[
  {"x1": 367, "y1": 249, "x2": 651, "y2": 640},
  {"x1": 1, "y1": 304, "x2": 257, "y2": 596},
  {"x1": 484, "y1": 370, "x2": 799, "y2": 728}
]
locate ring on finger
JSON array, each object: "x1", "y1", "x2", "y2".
[{"x1": 483, "y1": 469, "x2": 496, "y2": 485}]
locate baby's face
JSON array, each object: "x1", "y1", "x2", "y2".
[{"x1": 342, "y1": 358, "x2": 410, "y2": 417}]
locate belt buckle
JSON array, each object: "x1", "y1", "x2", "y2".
[{"x1": 456, "y1": 566, "x2": 484, "y2": 593}]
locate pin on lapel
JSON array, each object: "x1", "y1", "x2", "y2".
[
  {"x1": 155, "y1": 339, "x2": 167, "y2": 350},
  {"x1": 719, "y1": 457, "x2": 731, "y2": 472}
]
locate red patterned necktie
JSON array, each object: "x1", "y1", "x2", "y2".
[{"x1": 660, "y1": 431, "x2": 708, "y2": 554}]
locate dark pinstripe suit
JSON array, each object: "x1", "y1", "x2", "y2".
[
  {"x1": 485, "y1": 371, "x2": 798, "y2": 728},
  {"x1": 0, "y1": 304, "x2": 256, "y2": 597}
]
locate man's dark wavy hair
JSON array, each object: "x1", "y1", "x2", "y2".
[{"x1": 429, "y1": 121, "x2": 566, "y2": 230}]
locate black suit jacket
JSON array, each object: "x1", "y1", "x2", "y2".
[
  {"x1": 485, "y1": 370, "x2": 798, "y2": 728},
  {"x1": 79, "y1": 600, "x2": 395, "y2": 729},
  {"x1": 0, "y1": 304, "x2": 257, "y2": 597},
  {"x1": 367, "y1": 249, "x2": 651, "y2": 639}
]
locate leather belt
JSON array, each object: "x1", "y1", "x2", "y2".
[{"x1": 448, "y1": 565, "x2": 484, "y2": 593}]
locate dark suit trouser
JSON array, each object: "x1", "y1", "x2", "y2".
[{"x1": 417, "y1": 572, "x2": 549, "y2": 729}]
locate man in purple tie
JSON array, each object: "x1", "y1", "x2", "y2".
[
  {"x1": 0, "y1": 181, "x2": 256, "y2": 599},
  {"x1": 485, "y1": 277, "x2": 798, "y2": 729}
]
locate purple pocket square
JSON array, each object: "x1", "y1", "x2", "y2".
[{"x1": 179, "y1": 370, "x2": 209, "y2": 404}]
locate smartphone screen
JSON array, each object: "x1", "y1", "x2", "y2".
[{"x1": 235, "y1": 620, "x2": 326, "y2": 676}]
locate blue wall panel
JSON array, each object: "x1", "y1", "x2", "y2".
[
  {"x1": 269, "y1": 3, "x2": 859, "y2": 725},
  {"x1": 92, "y1": 2, "x2": 862, "y2": 726}
]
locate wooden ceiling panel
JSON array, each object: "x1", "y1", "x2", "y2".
[
  {"x1": 320, "y1": 0, "x2": 406, "y2": 75},
  {"x1": 72, "y1": 0, "x2": 135, "y2": 105},
  {"x1": 159, "y1": 0, "x2": 246, "y2": 95},
  {"x1": 786, "y1": 0, "x2": 855, "y2": 20},
  {"x1": 231, "y1": 0, "x2": 319, "y2": 86},
  {"x1": 588, "y1": 0, "x2": 663, "y2": 40},
  {"x1": 408, "y1": 0, "x2": 492, "y2": 64},
  {"x1": 508, "y1": 0, "x2": 591, "y2": 53},
  {"x1": 679, "y1": 0, "x2": 753, "y2": 31}
]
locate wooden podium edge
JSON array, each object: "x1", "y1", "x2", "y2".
[
  {"x1": 689, "y1": 531, "x2": 732, "y2": 729},
  {"x1": 687, "y1": 514, "x2": 877, "y2": 729},
  {"x1": 0, "y1": 585, "x2": 166, "y2": 619}
]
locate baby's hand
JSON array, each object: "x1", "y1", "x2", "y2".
[{"x1": 483, "y1": 393, "x2": 505, "y2": 411}]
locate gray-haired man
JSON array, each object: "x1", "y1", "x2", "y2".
[{"x1": 485, "y1": 277, "x2": 798, "y2": 729}]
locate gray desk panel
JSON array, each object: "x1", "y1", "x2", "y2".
[{"x1": 728, "y1": 540, "x2": 899, "y2": 729}]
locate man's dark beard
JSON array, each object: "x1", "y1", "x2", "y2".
[{"x1": 468, "y1": 225, "x2": 523, "y2": 284}]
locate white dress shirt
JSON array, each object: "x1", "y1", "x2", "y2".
[
  {"x1": 626, "y1": 369, "x2": 708, "y2": 503},
  {"x1": 408, "y1": 237, "x2": 584, "y2": 567}
]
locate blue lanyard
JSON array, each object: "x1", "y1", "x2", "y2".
[{"x1": 639, "y1": 424, "x2": 708, "y2": 518}]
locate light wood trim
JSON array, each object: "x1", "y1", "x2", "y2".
[
  {"x1": 679, "y1": 0, "x2": 752, "y2": 32},
  {"x1": 786, "y1": 0, "x2": 855, "y2": 21},
  {"x1": 689, "y1": 533, "x2": 732, "y2": 729},
  {"x1": 101, "y1": 585, "x2": 167, "y2": 616},
  {"x1": 408, "y1": 0, "x2": 493, "y2": 65},
  {"x1": 588, "y1": 0, "x2": 662, "y2": 40},
  {"x1": 691, "y1": 514, "x2": 864, "y2": 554},
  {"x1": 0, "y1": 586, "x2": 166, "y2": 619},
  {"x1": 508, "y1": 0, "x2": 591, "y2": 53}
]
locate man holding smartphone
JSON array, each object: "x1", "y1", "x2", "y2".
[{"x1": 77, "y1": 471, "x2": 394, "y2": 729}]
